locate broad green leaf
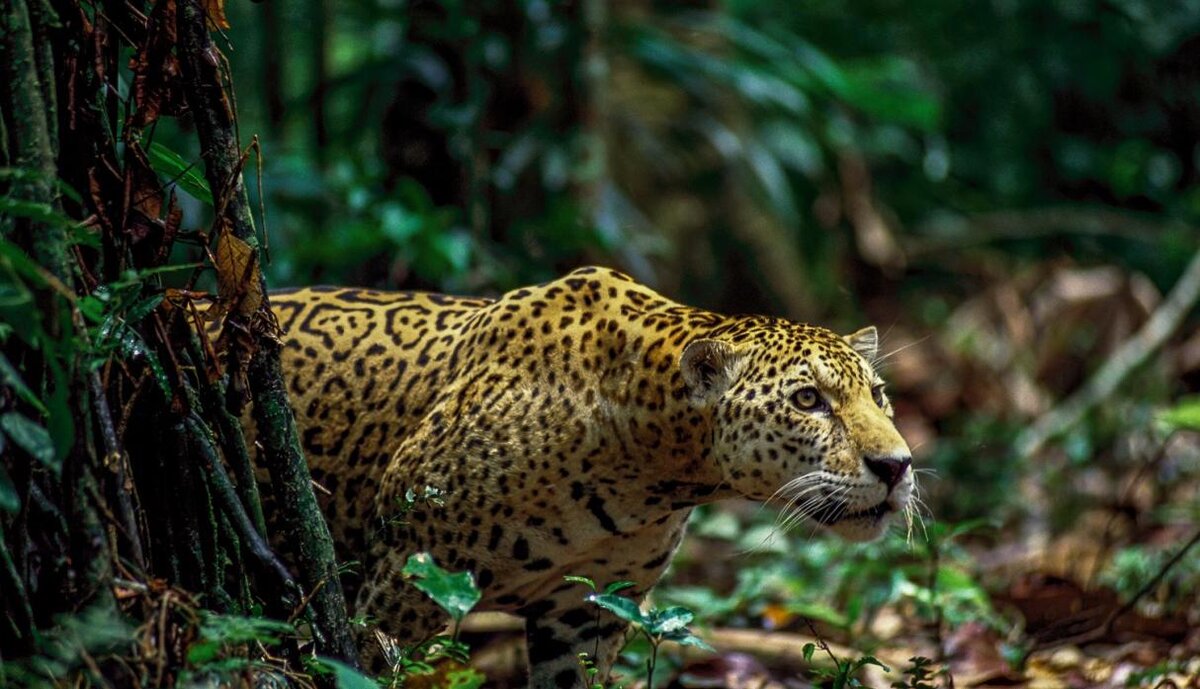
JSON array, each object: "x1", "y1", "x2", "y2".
[
  {"x1": 803, "y1": 642, "x2": 816, "y2": 662},
  {"x1": 402, "y1": 553, "x2": 481, "y2": 621},
  {"x1": 647, "y1": 606, "x2": 693, "y2": 635},
  {"x1": 146, "y1": 142, "x2": 214, "y2": 205},
  {"x1": 586, "y1": 593, "x2": 646, "y2": 627},
  {"x1": 1, "y1": 412, "x2": 57, "y2": 473},
  {"x1": 315, "y1": 657, "x2": 380, "y2": 689}
]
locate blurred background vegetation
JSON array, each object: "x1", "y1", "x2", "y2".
[{"x1": 175, "y1": 0, "x2": 1200, "y2": 525}]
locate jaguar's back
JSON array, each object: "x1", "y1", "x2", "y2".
[{"x1": 265, "y1": 286, "x2": 492, "y2": 555}]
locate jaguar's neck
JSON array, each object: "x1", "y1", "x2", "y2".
[{"x1": 595, "y1": 304, "x2": 737, "y2": 508}]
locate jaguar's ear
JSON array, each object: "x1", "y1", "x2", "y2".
[
  {"x1": 844, "y1": 326, "x2": 878, "y2": 362},
  {"x1": 680, "y1": 339, "x2": 742, "y2": 402}
]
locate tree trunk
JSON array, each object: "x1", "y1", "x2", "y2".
[{"x1": 175, "y1": 0, "x2": 359, "y2": 665}]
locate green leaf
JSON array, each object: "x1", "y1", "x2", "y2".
[
  {"x1": 647, "y1": 606, "x2": 693, "y2": 635},
  {"x1": 314, "y1": 657, "x2": 380, "y2": 689},
  {"x1": 563, "y1": 575, "x2": 596, "y2": 591},
  {"x1": 445, "y1": 667, "x2": 487, "y2": 689},
  {"x1": 663, "y1": 629, "x2": 715, "y2": 652},
  {"x1": 803, "y1": 642, "x2": 816, "y2": 663},
  {"x1": 0, "y1": 461, "x2": 19, "y2": 513},
  {"x1": 1, "y1": 412, "x2": 57, "y2": 473},
  {"x1": 146, "y1": 142, "x2": 214, "y2": 205},
  {"x1": 603, "y1": 580, "x2": 636, "y2": 595},
  {"x1": 586, "y1": 593, "x2": 646, "y2": 627},
  {"x1": 192, "y1": 611, "x2": 294, "y2": 649},
  {"x1": 853, "y1": 655, "x2": 890, "y2": 673},
  {"x1": 1158, "y1": 396, "x2": 1200, "y2": 432},
  {"x1": 401, "y1": 552, "x2": 481, "y2": 621},
  {"x1": 112, "y1": 326, "x2": 172, "y2": 398},
  {"x1": 786, "y1": 600, "x2": 849, "y2": 628},
  {"x1": 0, "y1": 198, "x2": 82, "y2": 230},
  {"x1": 0, "y1": 351, "x2": 48, "y2": 416}
]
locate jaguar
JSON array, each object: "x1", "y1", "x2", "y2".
[{"x1": 256, "y1": 266, "x2": 914, "y2": 688}]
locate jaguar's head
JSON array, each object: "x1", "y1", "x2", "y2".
[{"x1": 681, "y1": 323, "x2": 914, "y2": 542}]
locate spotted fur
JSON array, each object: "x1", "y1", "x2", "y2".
[{"x1": 254, "y1": 266, "x2": 913, "y2": 688}]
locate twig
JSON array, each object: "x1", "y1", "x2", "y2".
[
  {"x1": 1017, "y1": 245, "x2": 1200, "y2": 457},
  {"x1": 1108, "y1": 527, "x2": 1200, "y2": 629},
  {"x1": 1036, "y1": 525, "x2": 1200, "y2": 650},
  {"x1": 184, "y1": 415, "x2": 298, "y2": 598},
  {"x1": 88, "y1": 366, "x2": 146, "y2": 571}
]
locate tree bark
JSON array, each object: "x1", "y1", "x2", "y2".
[
  {"x1": 0, "y1": 0, "x2": 66, "y2": 277},
  {"x1": 175, "y1": 0, "x2": 359, "y2": 665}
]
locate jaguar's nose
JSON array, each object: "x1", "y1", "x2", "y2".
[{"x1": 864, "y1": 455, "x2": 911, "y2": 490}]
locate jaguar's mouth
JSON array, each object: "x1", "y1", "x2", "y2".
[{"x1": 811, "y1": 499, "x2": 893, "y2": 526}]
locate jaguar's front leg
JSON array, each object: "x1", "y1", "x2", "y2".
[{"x1": 523, "y1": 599, "x2": 631, "y2": 689}]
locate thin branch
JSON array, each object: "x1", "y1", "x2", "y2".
[
  {"x1": 1017, "y1": 245, "x2": 1200, "y2": 457},
  {"x1": 186, "y1": 415, "x2": 298, "y2": 598}
]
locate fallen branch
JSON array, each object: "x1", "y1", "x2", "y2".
[{"x1": 1016, "y1": 245, "x2": 1200, "y2": 457}]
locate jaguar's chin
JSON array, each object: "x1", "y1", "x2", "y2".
[{"x1": 820, "y1": 498, "x2": 903, "y2": 542}]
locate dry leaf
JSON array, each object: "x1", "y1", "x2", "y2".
[
  {"x1": 212, "y1": 229, "x2": 264, "y2": 319},
  {"x1": 204, "y1": 0, "x2": 230, "y2": 30}
]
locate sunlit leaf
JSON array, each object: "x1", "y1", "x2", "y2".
[
  {"x1": 402, "y1": 553, "x2": 481, "y2": 621},
  {"x1": 647, "y1": 606, "x2": 693, "y2": 635},
  {"x1": 586, "y1": 592, "x2": 646, "y2": 627},
  {"x1": 1158, "y1": 396, "x2": 1200, "y2": 432},
  {"x1": 563, "y1": 575, "x2": 596, "y2": 591}
]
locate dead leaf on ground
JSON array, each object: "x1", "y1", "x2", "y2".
[{"x1": 945, "y1": 622, "x2": 1024, "y2": 686}]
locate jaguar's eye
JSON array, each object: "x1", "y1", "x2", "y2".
[
  {"x1": 871, "y1": 385, "x2": 886, "y2": 409},
  {"x1": 791, "y1": 387, "x2": 827, "y2": 412}
]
